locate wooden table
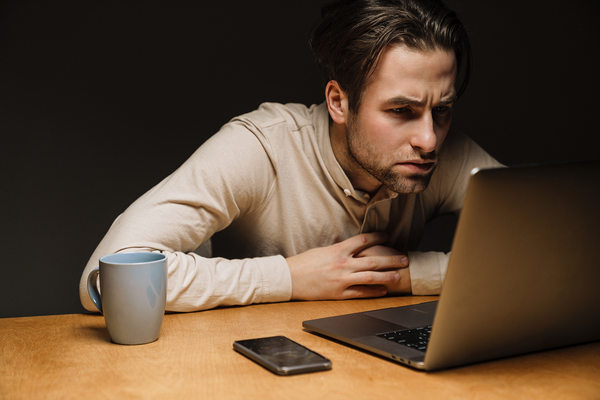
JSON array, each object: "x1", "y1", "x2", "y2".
[{"x1": 2, "y1": 296, "x2": 599, "y2": 399}]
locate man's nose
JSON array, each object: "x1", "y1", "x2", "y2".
[{"x1": 409, "y1": 114, "x2": 437, "y2": 153}]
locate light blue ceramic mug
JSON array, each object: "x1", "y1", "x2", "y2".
[{"x1": 87, "y1": 252, "x2": 168, "y2": 345}]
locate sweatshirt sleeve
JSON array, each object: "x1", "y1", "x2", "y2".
[
  {"x1": 79, "y1": 121, "x2": 293, "y2": 312},
  {"x1": 407, "y1": 251, "x2": 449, "y2": 295}
]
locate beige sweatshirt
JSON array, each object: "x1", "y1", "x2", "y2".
[{"x1": 79, "y1": 102, "x2": 502, "y2": 312}]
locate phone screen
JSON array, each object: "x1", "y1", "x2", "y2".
[{"x1": 233, "y1": 336, "x2": 332, "y2": 375}]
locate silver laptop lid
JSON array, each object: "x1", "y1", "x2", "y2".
[{"x1": 424, "y1": 160, "x2": 600, "y2": 370}]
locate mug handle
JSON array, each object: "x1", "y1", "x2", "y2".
[{"x1": 87, "y1": 268, "x2": 103, "y2": 313}]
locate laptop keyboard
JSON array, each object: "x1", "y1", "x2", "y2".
[{"x1": 376, "y1": 326, "x2": 432, "y2": 352}]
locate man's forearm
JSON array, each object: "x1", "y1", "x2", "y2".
[{"x1": 79, "y1": 245, "x2": 292, "y2": 312}]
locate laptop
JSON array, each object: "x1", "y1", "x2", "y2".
[{"x1": 303, "y1": 160, "x2": 600, "y2": 371}]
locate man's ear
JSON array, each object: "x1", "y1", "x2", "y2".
[{"x1": 325, "y1": 80, "x2": 349, "y2": 125}]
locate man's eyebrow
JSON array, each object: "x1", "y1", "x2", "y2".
[
  {"x1": 386, "y1": 96, "x2": 424, "y2": 107},
  {"x1": 385, "y1": 94, "x2": 458, "y2": 107},
  {"x1": 437, "y1": 94, "x2": 458, "y2": 106}
]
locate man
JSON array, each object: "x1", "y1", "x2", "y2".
[{"x1": 79, "y1": 0, "x2": 502, "y2": 312}]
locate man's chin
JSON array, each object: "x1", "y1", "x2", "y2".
[{"x1": 384, "y1": 172, "x2": 434, "y2": 194}]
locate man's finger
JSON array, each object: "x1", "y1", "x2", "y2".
[
  {"x1": 350, "y1": 254, "x2": 409, "y2": 273},
  {"x1": 340, "y1": 232, "x2": 389, "y2": 256},
  {"x1": 346, "y1": 270, "x2": 400, "y2": 286}
]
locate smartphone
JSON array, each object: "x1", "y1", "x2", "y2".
[{"x1": 233, "y1": 335, "x2": 332, "y2": 375}]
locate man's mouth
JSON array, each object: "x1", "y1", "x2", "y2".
[{"x1": 396, "y1": 159, "x2": 436, "y2": 173}]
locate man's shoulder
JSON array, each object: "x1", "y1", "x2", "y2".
[
  {"x1": 421, "y1": 128, "x2": 502, "y2": 211},
  {"x1": 232, "y1": 102, "x2": 325, "y2": 133},
  {"x1": 440, "y1": 128, "x2": 472, "y2": 153},
  {"x1": 438, "y1": 128, "x2": 501, "y2": 172}
]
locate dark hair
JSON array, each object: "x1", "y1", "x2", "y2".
[{"x1": 310, "y1": 0, "x2": 472, "y2": 112}]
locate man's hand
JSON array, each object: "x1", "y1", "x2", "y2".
[
  {"x1": 286, "y1": 232, "x2": 410, "y2": 300},
  {"x1": 354, "y1": 244, "x2": 411, "y2": 295}
]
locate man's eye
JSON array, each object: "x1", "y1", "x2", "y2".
[
  {"x1": 391, "y1": 107, "x2": 410, "y2": 114},
  {"x1": 434, "y1": 106, "x2": 450, "y2": 113}
]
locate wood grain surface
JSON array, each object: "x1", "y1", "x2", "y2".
[{"x1": 2, "y1": 296, "x2": 599, "y2": 399}]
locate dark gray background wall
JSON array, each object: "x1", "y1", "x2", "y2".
[{"x1": 1, "y1": 0, "x2": 598, "y2": 318}]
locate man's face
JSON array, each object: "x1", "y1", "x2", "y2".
[{"x1": 344, "y1": 45, "x2": 457, "y2": 194}]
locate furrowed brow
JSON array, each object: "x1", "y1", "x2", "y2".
[
  {"x1": 385, "y1": 96, "x2": 425, "y2": 107},
  {"x1": 385, "y1": 93, "x2": 458, "y2": 107},
  {"x1": 437, "y1": 94, "x2": 458, "y2": 106}
]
